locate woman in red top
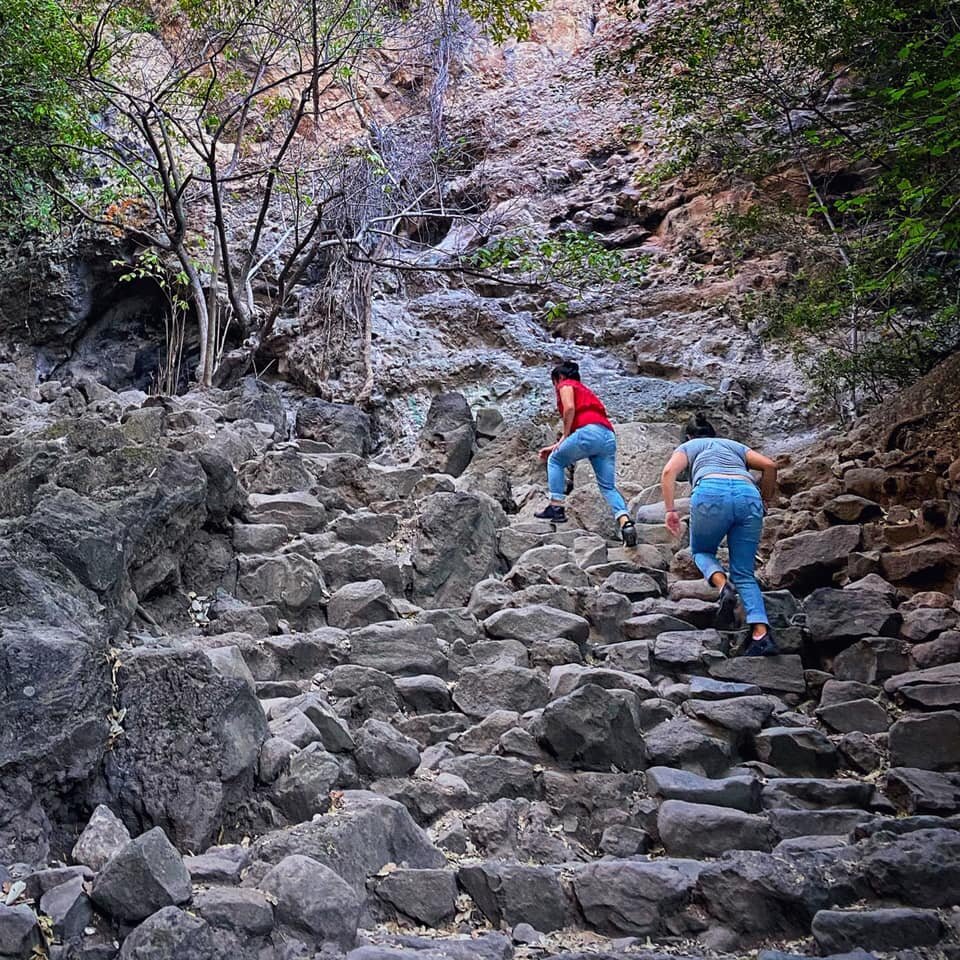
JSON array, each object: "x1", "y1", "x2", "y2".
[{"x1": 535, "y1": 360, "x2": 638, "y2": 546}]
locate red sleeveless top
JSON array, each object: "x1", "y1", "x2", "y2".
[{"x1": 555, "y1": 379, "x2": 615, "y2": 432}]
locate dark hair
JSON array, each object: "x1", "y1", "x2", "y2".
[
  {"x1": 551, "y1": 360, "x2": 580, "y2": 383},
  {"x1": 684, "y1": 412, "x2": 716, "y2": 439}
]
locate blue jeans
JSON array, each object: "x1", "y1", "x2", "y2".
[
  {"x1": 547, "y1": 424, "x2": 629, "y2": 519},
  {"x1": 690, "y1": 478, "x2": 768, "y2": 626}
]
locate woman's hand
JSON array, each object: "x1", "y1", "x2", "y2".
[
  {"x1": 664, "y1": 508, "x2": 683, "y2": 537},
  {"x1": 538, "y1": 443, "x2": 558, "y2": 461}
]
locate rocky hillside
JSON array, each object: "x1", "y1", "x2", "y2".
[{"x1": 1, "y1": 352, "x2": 959, "y2": 960}]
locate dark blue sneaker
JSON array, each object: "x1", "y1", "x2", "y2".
[
  {"x1": 743, "y1": 631, "x2": 779, "y2": 657},
  {"x1": 620, "y1": 520, "x2": 638, "y2": 547},
  {"x1": 716, "y1": 581, "x2": 739, "y2": 630},
  {"x1": 535, "y1": 504, "x2": 567, "y2": 523}
]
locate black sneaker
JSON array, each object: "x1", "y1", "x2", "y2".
[
  {"x1": 743, "y1": 630, "x2": 779, "y2": 657},
  {"x1": 620, "y1": 520, "x2": 638, "y2": 547},
  {"x1": 535, "y1": 504, "x2": 567, "y2": 523},
  {"x1": 716, "y1": 581, "x2": 739, "y2": 630}
]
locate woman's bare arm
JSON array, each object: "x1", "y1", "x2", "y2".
[{"x1": 746, "y1": 449, "x2": 778, "y2": 505}]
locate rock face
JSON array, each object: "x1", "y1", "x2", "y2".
[
  {"x1": 411, "y1": 492, "x2": 506, "y2": 607},
  {"x1": 0, "y1": 330, "x2": 957, "y2": 959},
  {"x1": 416, "y1": 392, "x2": 477, "y2": 477},
  {"x1": 91, "y1": 827, "x2": 192, "y2": 923}
]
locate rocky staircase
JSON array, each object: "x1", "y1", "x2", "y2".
[{"x1": 1, "y1": 379, "x2": 959, "y2": 960}]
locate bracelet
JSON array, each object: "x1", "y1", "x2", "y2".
[{"x1": 666, "y1": 509, "x2": 678, "y2": 515}]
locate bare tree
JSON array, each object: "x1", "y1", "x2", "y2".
[{"x1": 52, "y1": 0, "x2": 547, "y2": 393}]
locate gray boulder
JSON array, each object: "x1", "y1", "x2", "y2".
[
  {"x1": 91, "y1": 827, "x2": 192, "y2": 923},
  {"x1": 645, "y1": 767, "x2": 761, "y2": 812},
  {"x1": 374, "y1": 868, "x2": 458, "y2": 926},
  {"x1": 453, "y1": 666, "x2": 549, "y2": 717},
  {"x1": 658, "y1": 800, "x2": 775, "y2": 857},
  {"x1": 39, "y1": 873, "x2": 92, "y2": 941},
  {"x1": 804, "y1": 588, "x2": 901, "y2": 648},
  {"x1": 355, "y1": 720, "x2": 421, "y2": 778},
  {"x1": 259, "y1": 854, "x2": 361, "y2": 949},
  {"x1": 644, "y1": 717, "x2": 733, "y2": 777},
  {"x1": 484, "y1": 605, "x2": 590, "y2": 647},
  {"x1": 888, "y1": 712, "x2": 960, "y2": 770},
  {"x1": 296, "y1": 399, "x2": 372, "y2": 455},
  {"x1": 327, "y1": 579, "x2": 399, "y2": 630},
  {"x1": 251, "y1": 792, "x2": 445, "y2": 892},
  {"x1": 538, "y1": 684, "x2": 645, "y2": 771},
  {"x1": 765, "y1": 525, "x2": 861, "y2": 591},
  {"x1": 753, "y1": 727, "x2": 839, "y2": 777},
  {"x1": 812, "y1": 908, "x2": 942, "y2": 953},
  {"x1": 885, "y1": 767, "x2": 960, "y2": 815},
  {"x1": 271, "y1": 743, "x2": 342, "y2": 822},
  {"x1": 412, "y1": 493, "x2": 506, "y2": 608},
  {"x1": 349, "y1": 621, "x2": 447, "y2": 677},
  {"x1": 192, "y1": 886, "x2": 274, "y2": 937},
  {"x1": 118, "y1": 906, "x2": 216, "y2": 960},
  {"x1": 72, "y1": 803, "x2": 131, "y2": 871},
  {"x1": 416, "y1": 392, "x2": 476, "y2": 477},
  {"x1": 245, "y1": 492, "x2": 326, "y2": 534},
  {"x1": 0, "y1": 904, "x2": 42, "y2": 958},
  {"x1": 573, "y1": 859, "x2": 703, "y2": 936},
  {"x1": 458, "y1": 862, "x2": 567, "y2": 932}
]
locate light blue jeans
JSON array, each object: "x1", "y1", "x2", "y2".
[
  {"x1": 547, "y1": 424, "x2": 629, "y2": 519},
  {"x1": 690, "y1": 478, "x2": 769, "y2": 626}
]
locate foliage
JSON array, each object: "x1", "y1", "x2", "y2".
[
  {"x1": 607, "y1": 0, "x2": 960, "y2": 415},
  {"x1": 470, "y1": 229, "x2": 645, "y2": 320},
  {"x1": 0, "y1": 0, "x2": 87, "y2": 229},
  {"x1": 113, "y1": 251, "x2": 191, "y2": 395}
]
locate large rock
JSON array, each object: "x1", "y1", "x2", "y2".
[
  {"x1": 0, "y1": 904, "x2": 42, "y2": 958},
  {"x1": 236, "y1": 553, "x2": 325, "y2": 613},
  {"x1": 453, "y1": 666, "x2": 549, "y2": 717},
  {"x1": 91, "y1": 827, "x2": 192, "y2": 923},
  {"x1": 573, "y1": 859, "x2": 703, "y2": 936},
  {"x1": 645, "y1": 767, "x2": 761, "y2": 811},
  {"x1": 458, "y1": 863, "x2": 567, "y2": 932},
  {"x1": 349, "y1": 621, "x2": 447, "y2": 677},
  {"x1": 94, "y1": 645, "x2": 268, "y2": 850},
  {"x1": 245, "y1": 492, "x2": 326, "y2": 534},
  {"x1": 812, "y1": 907, "x2": 943, "y2": 953},
  {"x1": 643, "y1": 717, "x2": 733, "y2": 777},
  {"x1": 118, "y1": 907, "x2": 216, "y2": 960},
  {"x1": 484, "y1": 605, "x2": 590, "y2": 647},
  {"x1": 658, "y1": 800, "x2": 774, "y2": 857},
  {"x1": 416, "y1": 392, "x2": 477, "y2": 477},
  {"x1": 39, "y1": 873, "x2": 93, "y2": 941},
  {"x1": 259, "y1": 854, "x2": 361, "y2": 949},
  {"x1": 753, "y1": 727, "x2": 839, "y2": 777},
  {"x1": 374, "y1": 868, "x2": 457, "y2": 926},
  {"x1": 881, "y1": 541, "x2": 959, "y2": 583},
  {"x1": 412, "y1": 492, "x2": 506, "y2": 608},
  {"x1": 72, "y1": 804, "x2": 131, "y2": 870},
  {"x1": 683, "y1": 695, "x2": 775, "y2": 735},
  {"x1": 698, "y1": 846, "x2": 869, "y2": 939},
  {"x1": 354, "y1": 720, "x2": 421, "y2": 778},
  {"x1": 765, "y1": 525, "x2": 861, "y2": 590},
  {"x1": 885, "y1": 767, "x2": 960, "y2": 814},
  {"x1": 538, "y1": 684, "x2": 646, "y2": 771},
  {"x1": 708, "y1": 655, "x2": 806, "y2": 694},
  {"x1": 296, "y1": 399, "x2": 372, "y2": 455},
  {"x1": 271, "y1": 743, "x2": 342, "y2": 822},
  {"x1": 888, "y1": 712, "x2": 960, "y2": 770},
  {"x1": 251, "y1": 792, "x2": 445, "y2": 891},
  {"x1": 804, "y1": 588, "x2": 901, "y2": 649},
  {"x1": 327, "y1": 579, "x2": 399, "y2": 629},
  {"x1": 861, "y1": 827, "x2": 960, "y2": 906},
  {"x1": 192, "y1": 886, "x2": 274, "y2": 937}
]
